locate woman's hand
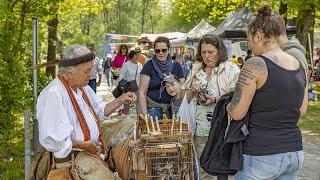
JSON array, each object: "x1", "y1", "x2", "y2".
[
  {"x1": 187, "y1": 81, "x2": 201, "y2": 103},
  {"x1": 120, "y1": 92, "x2": 136, "y2": 105},
  {"x1": 190, "y1": 82, "x2": 201, "y2": 93},
  {"x1": 203, "y1": 94, "x2": 216, "y2": 106}
]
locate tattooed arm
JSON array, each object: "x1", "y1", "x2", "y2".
[{"x1": 226, "y1": 57, "x2": 268, "y2": 120}]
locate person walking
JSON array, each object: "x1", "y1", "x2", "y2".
[
  {"x1": 112, "y1": 44, "x2": 129, "y2": 116},
  {"x1": 87, "y1": 43, "x2": 103, "y2": 92},
  {"x1": 119, "y1": 47, "x2": 143, "y2": 117},
  {"x1": 103, "y1": 53, "x2": 112, "y2": 89}
]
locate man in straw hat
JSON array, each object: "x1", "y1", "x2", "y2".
[{"x1": 36, "y1": 44, "x2": 136, "y2": 179}]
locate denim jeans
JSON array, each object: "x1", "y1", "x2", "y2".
[
  {"x1": 147, "y1": 107, "x2": 164, "y2": 119},
  {"x1": 147, "y1": 107, "x2": 172, "y2": 120},
  {"x1": 235, "y1": 151, "x2": 304, "y2": 180},
  {"x1": 104, "y1": 69, "x2": 110, "y2": 87}
]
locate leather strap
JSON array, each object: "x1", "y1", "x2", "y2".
[
  {"x1": 80, "y1": 88, "x2": 109, "y2": 154},
  {"x1": 58, "y1": 75, "x2": 91, "y2": 140}
]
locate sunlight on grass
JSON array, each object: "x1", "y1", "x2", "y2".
[
  {"x1": 298, "y1": 82, "x2": 320, "y2": 134},
  {"x1": 299, "y1": 100, "x2": 320, "y2": 134}
]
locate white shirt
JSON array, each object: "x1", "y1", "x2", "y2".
[
  {"x1": 189, "y1": 61, "x2": 240, "y2": 136},
  {"x1": 36, "y1": 78, "x2": 107, "y2": 158},
  {"x1": 89, "y1": 57, "x2": 103, "y2": 80},
  {"x1": 119, "y1": 60, "x2": 142, "y2": 85}
]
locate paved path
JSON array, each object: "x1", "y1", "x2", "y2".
[{"x1": 97, "y1": 76, "x2": 320, "y2": 180}]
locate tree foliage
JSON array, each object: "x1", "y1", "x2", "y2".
[
  {"x1": 0, "y1": 0, "x2": 54, "y2": 178},
  {"x1": 0, "y1": 0, "x2": 319, "y2": 178}
]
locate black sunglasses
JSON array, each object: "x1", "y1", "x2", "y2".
[{"x1": 155, "y1": 49, "x2": 168, "y2": 54}]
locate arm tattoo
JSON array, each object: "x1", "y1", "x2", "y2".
[
  {"x1": 228, "y1": 83, "x2": 242, "y2": 112},
  {"x1": 228, "y1": 57, "x2": 267, "y2": 113}
]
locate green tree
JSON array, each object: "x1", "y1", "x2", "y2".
[
  {"x1": 0, "y1": 0, "x2": 54, "y2": 178},
  {"x1": 287, "y1": 0, "x2": 318, "y2": 61}
]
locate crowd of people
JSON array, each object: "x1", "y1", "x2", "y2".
[{"x1": 32, "y1": 4, "x2": 314, "y2": 180}]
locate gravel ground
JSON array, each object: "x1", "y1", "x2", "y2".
[
  {"x1": 298, "y1": 131, "x2": 320, "y2": 180},
  {"x1": 97, "y1": 77, "x2": 320, "y2": 180}
]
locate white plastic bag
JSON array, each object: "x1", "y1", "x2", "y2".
[{"x1": 177, "y1": 94, "x2": 196, "y2": 134}]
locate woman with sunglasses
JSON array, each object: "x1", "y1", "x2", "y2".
[
  {"x1": 112, "y1": 44, "x2": 129, "y2": 116},
  {"x1": 139, "y1": 36, "x2": 185, "y2": 119}
]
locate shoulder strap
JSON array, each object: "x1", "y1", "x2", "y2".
[
  {"x1": 80, "y1": 88, "x2": 108, "y2": 154},
  {"x1": 58, "y1": 75, "x2": 91, "y2": 141},
  {"x1": 122, "y1": 57, "x2": 127, "y2": 66},
  {"x1": 135, "y1": 64, "x2": 138, "y2": 79},
  {"x1": 258, "y1": 55, "x2": 270, "y2": 64}
]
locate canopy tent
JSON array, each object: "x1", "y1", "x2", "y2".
[
  {"x1": 170, "y1": 19, "x2": 215, "y2": 47},
  {"x1": 211, "y1": 7, "x2": 252, "y2": 39},
  {"x1": 186, "y1": 19, "x2": 216, "y2": 42},
  {"x1": 211, "y1": 7, "x2": 296, "y2": 39},
  {"x1": 138, "y1": 32, "x2": 186, "y2": 44}
]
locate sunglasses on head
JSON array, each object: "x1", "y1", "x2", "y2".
[{"x1": 155, "y1": 49, "x2": 168, "y2": 54}]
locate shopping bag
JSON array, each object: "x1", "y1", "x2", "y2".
[{"x1": 177, "y1": 94, "x2": 196, "y2": 134}]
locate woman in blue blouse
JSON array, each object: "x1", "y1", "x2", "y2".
[{"x1": 139, "y1": 36, "x2": 185, "y2": 119}]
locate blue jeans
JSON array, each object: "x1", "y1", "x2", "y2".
[
  {"x1": 147, "y1": 107, "x2": 172, "y2": 120},
  {"x1": 235, "y1": 151, "x2": 304, "y2": 180},
  {"x1": 104, "y1": 69, "x2": 110, "y2": 87}
]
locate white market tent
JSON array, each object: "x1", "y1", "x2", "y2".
[
  {"x1": 186, "y1": 19, "x2": 216, "y2": 41},
  {"x1": 170, "y1": 19, "x2": 216, "y2": 47},
  {"x1": 138, "y1": 32, "x2": 186, "y2": 44}
]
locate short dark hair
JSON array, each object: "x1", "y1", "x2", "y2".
[
  {"x1": 128, "y1": 50, "x2": 138, "y2": 59},
  {"x1": 247, "y1": 5, "x2": 285, "y2": 39},
  {"x1": 154, "y1": 36, "x2": 170, "y2": 49},
  {"x1": 197, "y1": 35, "x2": 228, "y2": 67}
]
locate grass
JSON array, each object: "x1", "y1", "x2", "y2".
[
  {"x1": 0, "y1": 116, "x2": 26, "y2": 180},
  {"x1": 0, "y1": 159, "x2": 24, "y2": 180},
  {"x1": 299, "y1": 101, "x2": 320, "y2": 134},
  {"x1": 298, "y1": 82, "x2": 320, "y2": 134}
]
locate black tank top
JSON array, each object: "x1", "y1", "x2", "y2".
[{"x1": 244, "y1": 55, "x2": 306, "y2": 156}]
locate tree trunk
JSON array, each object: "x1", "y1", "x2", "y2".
[
  {"x1": 279, "y1": 1, "x2": 287, "y2": 25},
  {"x1": 117, "y1": 0, "x2": 121, "y2": 33},
  {"x1": 296, "y1": 4, "x2": 316, "y2": 63},
  {"x1": 46, "y1": 16, "x2": 58, "y2": 78},
  {"x1": 103, "y1": 8, "x2": 109, "y2": 33},
  {"x1": 141, "y1": 0, "x2": 147, "y2": 33}
]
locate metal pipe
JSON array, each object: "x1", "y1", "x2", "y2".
[
  {"x1": 308, "y1": 33, "x2": 314, "y2": 69},
  {"x1": 24, "y1": 109, "x2": 31, "y2": 179},
  {"x1": 32, "y1": 18, "x2": 40, "y2": 153}
]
